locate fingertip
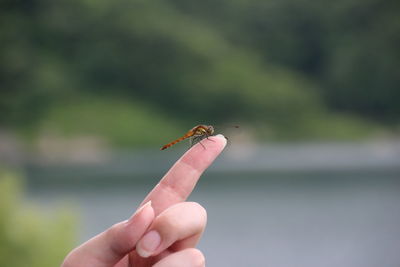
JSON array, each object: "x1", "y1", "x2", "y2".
[
  {"x1": 180, "y1": 134, "x2": 226, "y2": 170},
  {"x1": 187, "y1": 133, "x2": 227, "y2": 157},
  {"x1": 209, "y1": 134, "x2": 227, "y2": 149}
]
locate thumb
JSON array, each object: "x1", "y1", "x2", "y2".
[{"x1": 62, "y1": 201, "x2": 154, "y2": 267}]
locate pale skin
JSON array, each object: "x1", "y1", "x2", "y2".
[{"x1": 62, "y1": 134, "x2": 227, "y2": 267}]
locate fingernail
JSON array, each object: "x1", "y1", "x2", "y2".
[
  {"x1": 129, "y1": 200, "x2": 152, "y2": 221},
  {"x1": 136, "y1": 230, "x2": 161, "y2": 258}
]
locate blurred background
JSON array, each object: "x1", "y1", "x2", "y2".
[{"x1": 1, "y1": 0, "x2": 400, "y2": 266}]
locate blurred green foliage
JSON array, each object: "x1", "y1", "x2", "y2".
[
  {"x1": 0, "y1": 169, "x2": 76, "y2": 267},
  {"x1": 1, "y1": 0, "x2": 398, "y2": 145}
]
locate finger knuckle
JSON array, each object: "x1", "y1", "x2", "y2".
[
  {"x1": 61, "y1": 249, "x2": 84, "y2": 267},
  {"x1": 105, "y1": 222, "x2": 125, "y2": 254},
  {"x1": 187, "y1": 248, "x2": 205, "y2": 267},
  {"x1": 157, "y1": 202, "x2": 207, "y2": 239},
  {"x1": 191, "y1": 202, "x2": 207, "y2": 220},
  {"x1": 106, "y1": 222, "x2": 121, "y2": 239},
  {"x1": 184, "y1": 202, "x2": 207, "y2": 221}
]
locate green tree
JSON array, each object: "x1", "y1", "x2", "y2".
[{"x1": 0, "y1": 170, "x2": 76, "y2": 267}]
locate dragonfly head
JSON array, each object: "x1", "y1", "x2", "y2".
[{"x1": 206, "y1": 125, "x2": 215, "y2": 135}]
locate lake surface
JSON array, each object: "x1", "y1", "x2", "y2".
[{"x1": 25, "y1": 142, "x2": 400, "y2": 267}]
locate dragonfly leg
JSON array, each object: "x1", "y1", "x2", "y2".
[
  {"x1": 198, "y1": 135, "x2": 214, "y2": 149},
  {"x1": 205, "y1": 135, "x2": 216, "y2": 142},
  {"x1": 198, "y1": 141, "x2": 206, "y2": 149},
  {"x1": 189, "y1": 137, "x2": 194, "y2": 148},
  {"x1": 190, "y1": 136, "x2": 202, "y2": 148},
  {"x1": 190, "y1": 136, "x2": 207, "y2": 149}
]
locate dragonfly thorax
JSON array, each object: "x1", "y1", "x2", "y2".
[{"x1": 193, "y1": 125, "x2": 214, "y2": 136}]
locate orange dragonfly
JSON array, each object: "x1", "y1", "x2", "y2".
[
  {"x1": 160, "y1": 124, "x2": 239, "y2": 150},
  {"x1": 161, "y1": 125, "x2": 215, "y2": 150}
]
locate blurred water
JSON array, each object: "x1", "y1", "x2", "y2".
[{"x1": 25, "y1": 143, "x2": 400, "y2": 267}]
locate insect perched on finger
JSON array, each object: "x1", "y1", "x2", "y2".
[
  {"x1": 160, "y1": 124, "x2": 239, "y2": 150},
  {"x1": 160, "y1": 125, "x2": 214, "y2": 150}
]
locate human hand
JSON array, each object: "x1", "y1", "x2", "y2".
[{"x1": 62, "y1": 135, "x2": 227, "y2": 267}]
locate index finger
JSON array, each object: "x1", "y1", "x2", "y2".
[{"x1": 140, "y1": 134, "x2": 227, "y2": 215}]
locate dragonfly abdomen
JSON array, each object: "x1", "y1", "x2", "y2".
[{"x1": 160, "y1": 134, "x2": 192, "y2": 150}]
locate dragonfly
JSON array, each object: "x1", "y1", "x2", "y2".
[
  {"x1": 161, "y1": 125, "x2": 214, "y2": 150},
  {"x1": 160, "y1": 124, "x2": 239, "y2": 150}
]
